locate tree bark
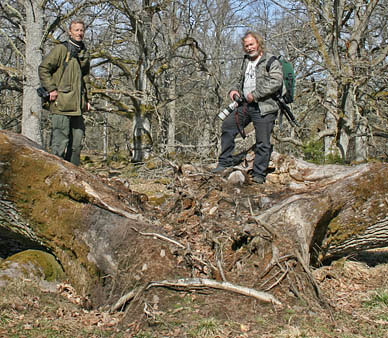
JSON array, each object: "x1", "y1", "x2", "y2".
[
  {"x1": 0, "y1": 130, "x2": 180, "y2": 306},
  {"x1": 132, "y1": 0, "x2": 154, "y2": 163},
  {"x1": 21, "y1": 0, "x2": 43, "y2": 145}
]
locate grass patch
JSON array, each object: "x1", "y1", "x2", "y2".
[
  {"x1": 363, "y1": 289, "x2": 388, "y2": 308},
  {"x1": 188, "y1": 318, "x2": 225, "y2": 338}
]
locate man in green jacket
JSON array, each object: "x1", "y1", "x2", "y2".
[
  {"x1": 213, "y1": 31, "x2": 283, "y2": 184},
  {"x1": 39, "y1": 19, "x2": 91, "y2": 166}
]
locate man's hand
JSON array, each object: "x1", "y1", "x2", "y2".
[
  {"x1": 246, "y1": 93, "x2": 254, "y2": 103},
  {"x1": 229, "y1": 90, "x2": 240, "y2": 101},
  {"x1": 49, "y1": 90, "x2": 58, "y2": 101}
]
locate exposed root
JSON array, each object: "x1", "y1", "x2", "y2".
[
  {"x1": 110, "y1": 286, "x2": 145, "y2": 313},
  {"x1": 146, "y1": 278, "x2": 282, "y2": 305}
]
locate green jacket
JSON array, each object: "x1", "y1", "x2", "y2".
[
  {"x1": 230, "y1": 52, "x2": 283, "y2": 116},
  {"x1": 39, "y1": 42, "x2": 90, "y2": 116}
]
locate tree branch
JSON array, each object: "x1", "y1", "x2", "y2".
[{"x1": 146, "y1": 278, "x2": 282, "y2": 305}]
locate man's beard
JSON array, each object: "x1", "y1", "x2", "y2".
[{"x1": 247, "y1": 51, "x2": 259, "y2": 59}]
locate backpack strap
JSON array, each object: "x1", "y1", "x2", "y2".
[
  {"x1": 266, "y1": 55, "x2": 278, "y2": 72},
  {"x1": 267, "y1": 55, "x2": 283, "y2": 100},
  {"x1": 61, "y1": 41, "x2": 72, "y2": 69},
  {"x1": 55, "y1": 42, "x2": 72, "y2": 88}
]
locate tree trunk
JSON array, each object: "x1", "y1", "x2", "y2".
[
  {"x1": 304, "y1": 0, "x2": 380, "y2": 163},
  {"x1": 3, "y1": 130, "x2": 388, "y2": 312},
  {"x1": 0, "y1": 130, "x2": 174, "y2": 306},
  {"x1": 166, "y1": 73, "x2": 176, "y2": 153},
  {"x1": 21, "y1": 0, "x2": 43, "y2": 145},
  {"x1": 132, "y1": 0, "x2": 153, "y2": 163}
]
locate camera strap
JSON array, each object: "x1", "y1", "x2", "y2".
[
  {"x1": 233, "y1": 56, "x2": 249, "y2": 139},
  {"x1": 234, "y1": 104, "x2": 247, "y2": 139}
]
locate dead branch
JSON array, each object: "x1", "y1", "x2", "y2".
[
  {"x1": 109, "y1": 286, "x2": 145, "y2": 313},
  {"x1": 260, "y1": 254, "x2": 296, "y2": 278},
  {"x1": 131, "y1": 227, "x2": 186, "y2": 249},
  {"x1": 259, "y1": 269, "x2": 283, "y2": 289},
  {"x1": 263, "y1": 263, "x2": 290, "y2": 291},
  {"x1": 215, "y1": 243, "x2": 227, "y2": 282},
  {"x1": 81, "y1": 182, "x2": 144, "y2": 221},
  {"x1": 146, "y1": 278, "x2": 282, "y2": 305}
]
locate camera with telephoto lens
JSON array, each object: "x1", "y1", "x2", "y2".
[
  {"x1": 217, "y1": 94, "x2": 243, "y2": 121},
  {"x1": 36, "y1": 87, "x2": 50, "y2": 102}
]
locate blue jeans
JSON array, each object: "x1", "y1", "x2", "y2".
[
  {"x1": 51, "y1": 114, "x2": 85, "y2": 166},
  {"x1": 218, "y1": 104, "x2": 277, "y2": 178}
]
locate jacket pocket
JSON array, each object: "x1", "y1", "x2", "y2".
[
  {"x1": 55, "y1": 85, "x2": 78, "y2": 112},
  {"x1": 259, "y1": 98, "x2": 279, "y2": 115}
]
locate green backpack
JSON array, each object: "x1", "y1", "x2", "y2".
[
  {"x1": 266, "y1": 55, "x2": 296, "y2": 104},
  {"x1": 266, "y1": 55, "x2": 299, "y2": 126}
]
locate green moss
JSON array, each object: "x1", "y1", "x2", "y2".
[
  {"x1": 325, "y1": 165, "x2": 388, "y2": 246},
  {"x1": 148, "y1": 194, "x2": 169, "y2": 206},
  {"x1": 0, "y1": 249, "x2": 65, "y2": 282},
  {"x1": 303, "y1": 139, "x2": 325, "y2": 164},
  {"x1": 140, "y1": 104, "x2": 155, "y2": 114},
  {"x1": 0, "y1": 135, "x2": 99, "y2": 292}
]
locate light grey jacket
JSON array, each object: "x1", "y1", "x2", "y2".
[{"x1": 230, "y1": 52, "x2": 283, "y2": 115}]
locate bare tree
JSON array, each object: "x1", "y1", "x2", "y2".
[
  {"x1": 297, "y1": 0, "x2": 387, "y2": 162},
  {"x1": 22, "y1": 0, "x2": 44, "y2": 145},
  {"x1": 0, "y1": 1, "x2": 26, "y2": 134},
  {"x1": 2, "y1": 0, "x2": 385, "y2": 164},
  {"x1": 90, "y1": 1, "x2": 212, "y2": 161}
]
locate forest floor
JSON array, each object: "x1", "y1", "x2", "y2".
[
  {"x1": 1, "y1": 155, "x2": 388, "y2": 337},
  {"x1": 1, "y1": 255, "x2": 388, "y2": 337}
]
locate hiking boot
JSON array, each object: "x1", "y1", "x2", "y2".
[
  {"x1": 252, "y1": 175, "x2": 265, "y2": 184},
  {"x1": 211, "y1": 165, "x2": 228, "y2": 173}
]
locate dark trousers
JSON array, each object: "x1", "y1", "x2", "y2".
[
  {"x1": 51, "y1": 114, "x2": 85, "y2": 166},
  {"x1": 218, "y1": 104, "x2": 277, "y2": 178}
]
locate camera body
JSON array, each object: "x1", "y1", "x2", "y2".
[
  {"x1": 36, "y1": 87, "x2": 50, "y2": 102},
  {"x1": 217, "y1": 94, "x2": 243, "y2": 121}
]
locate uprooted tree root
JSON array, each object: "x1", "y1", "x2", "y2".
[
  {"x1": 107, "y1": 168, "x2": 338, "y2": 325},
  {"x1": 107, "y1": 233, "x2": 333, "y2": 330}
]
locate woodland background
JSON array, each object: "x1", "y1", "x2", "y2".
[
  {"x1": 1, "y1": 1, "x2": 388, "y2": 337},
  {"x1": 0, "y1": 0, "x2": 387, "y2": 165}
]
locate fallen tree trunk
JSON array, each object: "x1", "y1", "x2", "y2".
[
  {"x1": 261, "y1": 152, "x2": 388, "y2": 264},
  {"x1": 161, "y1": 151, "x2": 388, "y2": 305},
  {"x1": 0, "y1": 131, "x2": 185, "y2": 305},
  {"x1": 212, "y1": 150, "x2": 388, "y2": 265},
  {"x1": 2, "y1": 130, "x2": 388, "y2": 315}
]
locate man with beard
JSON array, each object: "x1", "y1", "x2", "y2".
[{"x1": 213, "y1": 31, "x2": 283, "y2": 184}]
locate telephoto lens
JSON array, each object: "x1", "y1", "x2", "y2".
[{"x1": 218, "y1": 101, "x2": 239, "y2": 121}]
